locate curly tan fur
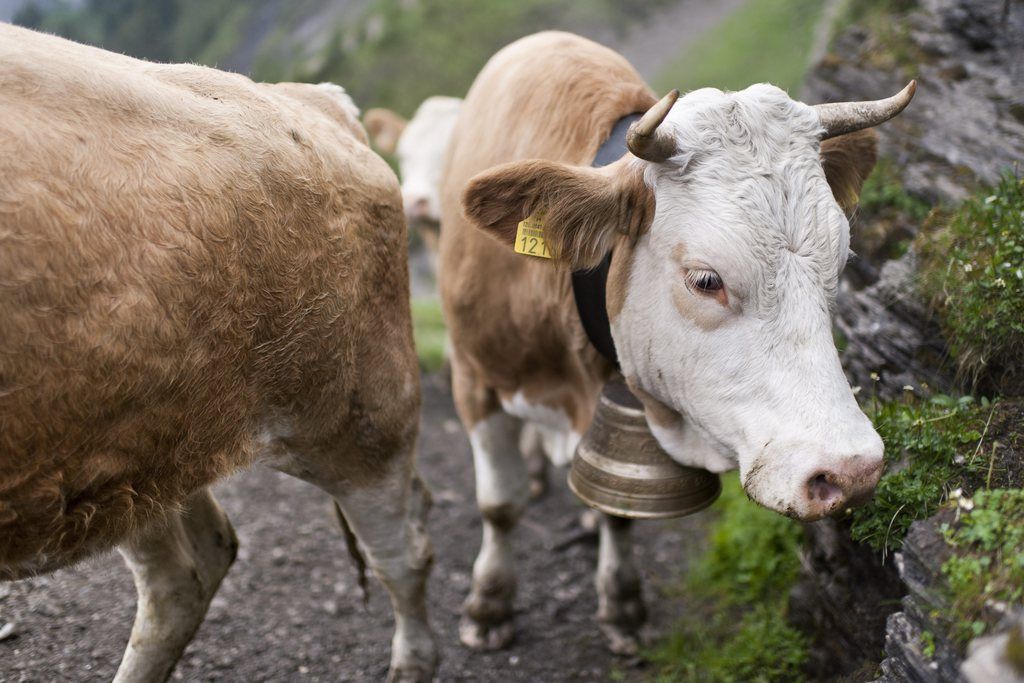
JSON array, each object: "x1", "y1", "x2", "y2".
[{"x1": 0, "y1": 24, "x2": 419, "y2": 579}]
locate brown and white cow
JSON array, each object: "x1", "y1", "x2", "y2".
[
  {"x1": 439, "y1": 31, "x2": 912, "y2": 652},
  {"x1": 365, "y1": 96, "x2": 463, "y2": 226},
  {"x1": 0, "y1": 24, "x2": 434, "y2": 683}
]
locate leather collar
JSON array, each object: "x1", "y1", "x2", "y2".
[{"x1": 571, "y1": 113, "x2": 641, "y2": 367}]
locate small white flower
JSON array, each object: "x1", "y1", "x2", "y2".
[
  {"x1": 994, "y1": 277, "x2": 1007, "y2": 287},
  {"x1": 870, "y1": 372, "x2": 880, "y2": 382},
  {"x1": 949, "y1": 488, "x2": 974, "y2": 510},
  {"x1": 963, "y1": 263, "x2": 974, "y2": 273},
  {"x1": 903, "y1": 385, "x2": 915, "y2": 392}
]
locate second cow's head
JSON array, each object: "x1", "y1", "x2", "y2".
[{"x1": 462, "y1": 82, "x2": 917, "y2": 521}]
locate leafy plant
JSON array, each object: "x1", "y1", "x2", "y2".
[
  {"x1": 848, "y1": 394, "x2": 991, "y2": 554},
  {"x1": 941, "y1": 488, "x2": 1024, "y2": 644}
]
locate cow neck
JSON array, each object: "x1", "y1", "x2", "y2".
[{"x1": 570, "y1": 112, "x2": 641, "y2": 369}]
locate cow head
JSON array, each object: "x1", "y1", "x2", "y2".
[
  {"x1": 461, "y1": 82, "x2": 916, "y2": 521},
  {"x1": 365, "y1": 96, "x2": 462, "y2": 229}
]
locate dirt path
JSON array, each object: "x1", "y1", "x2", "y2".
[
  {"x1": 602, "y1": 0, "x2": 748, "y2": 82},
  {"x1": 0, "y1": 376, "x2": 709, "y2": 682}
]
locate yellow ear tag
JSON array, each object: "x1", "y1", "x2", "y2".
[{"x1": 514, "y1": 213, "x2": 552, "y2": 259}]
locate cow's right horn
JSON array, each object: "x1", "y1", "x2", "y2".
[
  {"x1": 627, "y1": 89, "x2": 680, "y2": 163},
  {"x1": 814, "y1": 80, "x2": 917, "y2": 139}
]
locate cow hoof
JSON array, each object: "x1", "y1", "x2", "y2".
[
  {"x1": 386, "y1": 664, "x2": 433, "y2": 683},
  {"x1": 459, "y1": 615, "x2": 515, "y2": 650},
  {"x1": 599, "y1": 622, "x2": 641, "y2": 656}
]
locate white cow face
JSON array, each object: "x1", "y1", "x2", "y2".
[
  {"x1": 365, "y1": 97, "x2": 462, "y2": 225},
  {"x1": 613, "y1": 87, "x2": 884, "y2": 520},
  {"x1": 462, "y1": 82, "x2": 915, "y2": 520},
  {"x1": 396, "y1": 96, "x2": 461, "y2": 224}
]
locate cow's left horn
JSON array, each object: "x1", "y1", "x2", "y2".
[
  {"x1": 627, "y1": 89, "x2": 680, "y2": 162},
  {"x1": 814, "y1": 80, "x2": 917, "y2": 140}
]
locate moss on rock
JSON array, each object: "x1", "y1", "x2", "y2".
[
  {"x1": 941, "y1": 488, "x2": 1024, "y2": 644},
  {"x1": 916, "y1": 175, "x2": 1024, "y2": 395}
]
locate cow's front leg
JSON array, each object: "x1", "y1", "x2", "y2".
[
  {"x1": 115, "y1": 488, "x2": 238, "y2": 683},
  {"x1": 520, "y1": 423, "x2": 549, "y2": 499},
  {"x1": 461, "y1": 410, "x2": 529, "y2": 650},
  {"x1": 595, "y1": 514, "x2": 646, "y2": 655}
]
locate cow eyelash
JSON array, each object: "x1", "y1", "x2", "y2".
[{"x1": 685, "y1": 269, "x2": 724, "y2": 294}]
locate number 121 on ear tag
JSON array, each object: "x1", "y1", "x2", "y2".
[{"x1": 514, "y1": 214, "x2": 552, "y2": 259}]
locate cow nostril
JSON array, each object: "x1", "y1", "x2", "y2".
[{"x1": 807, "y1": 472, "x2": 844, "y2": 507}]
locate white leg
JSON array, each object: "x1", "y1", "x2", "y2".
[
  {"x1": 461, "y1": 411, "x2": 529, "y2": 650},
  {"x1": 333, "y1": 467, "x2": 436, "y2": 683},
  {"x1": 595, "y1": 514, "x2": 646, "y2": 655},
  {"x1": 273, "y1": 451, "x2": 436, "y2": 683},
  {"x1": 115, "y1": 488, "x2": 237, "y2": 683},
  {"x1": 519, "y1": 423, "x2": 548, "y2": 499}
]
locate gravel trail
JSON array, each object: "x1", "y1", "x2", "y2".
[{"x1": 0, "y1": 375, "x2": 709, "y2": 682}]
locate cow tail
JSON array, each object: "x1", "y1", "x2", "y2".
[{"x1": 333, "y1": 501, "x2": 369, "y2": 605}]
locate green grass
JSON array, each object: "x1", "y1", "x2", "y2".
[
  {"x1": 916, "y1": 175, "x2": 1024, "y2": 394},
  {"x1": 653, "y1": 0, "x2": 825, "y2": 96},
  {"x1": 848, "y1": 394, "x2": 992, "y2": 554},
  {"x1": 941, "y1": 488, "x2": 1024, "y2": 644},
  {"x1": 648, "y1": 475, "x2": 809, "y2": 683},
  {"x1": 411, "y1": 296, "x2": 447, "y2": 372}
]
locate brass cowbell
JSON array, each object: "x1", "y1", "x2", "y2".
[{"x1": 568, "y1": 377, "x2": 721, "y2": 519}]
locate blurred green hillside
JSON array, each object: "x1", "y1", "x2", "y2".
[
  {"x1": 16, "y1": 0, "x2": 674, "y2": 116},
  {"x1": 15, "y1": 0, "x2": 831, "y2": 117},
  {"x1": 15, "y1": 0, "x2": 254, "y2": 66}
]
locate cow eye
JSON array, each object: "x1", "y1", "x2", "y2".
[{"x1": 686, "y1": 269, "x2": 723, "y2": 294}]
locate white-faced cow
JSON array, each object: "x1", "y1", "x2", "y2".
[
  {"x1": 365, "y1": 96, "x2": 462, "y2": 259},
  {"x1": 439, "y1": 31, "x2": 913, "y2": 652},
  {"x1": 0, "y1": 24, "x2": 434, "y2": 683}
]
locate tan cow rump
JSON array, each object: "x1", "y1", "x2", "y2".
[{"x1": 0, "y1": 24, "x2": 417, "y2": 578}]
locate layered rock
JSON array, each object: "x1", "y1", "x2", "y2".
[{"x1": 806, "y1": 0, "x2": 1024, "y2": 397}]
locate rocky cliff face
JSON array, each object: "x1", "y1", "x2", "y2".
[
  {"x1": 806, "y1": 0, "x2": 1023, "y2": 398},
  {"x1": 808, "y1": 0, "x2": 1023, "y2": 205},
  {"x1": 795, "y1": 1, "x2": 1024, "y2": 680}
]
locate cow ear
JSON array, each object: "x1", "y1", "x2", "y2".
[
  {"x1": 820, "y1": 129, "x2": 878, "y2": 213},
  {"x1": 363, "y1": 108, "x2": 407, "y2": 155},
  {"x1": 461, "y1": 157, "x2": 654, "y2": 270}
]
